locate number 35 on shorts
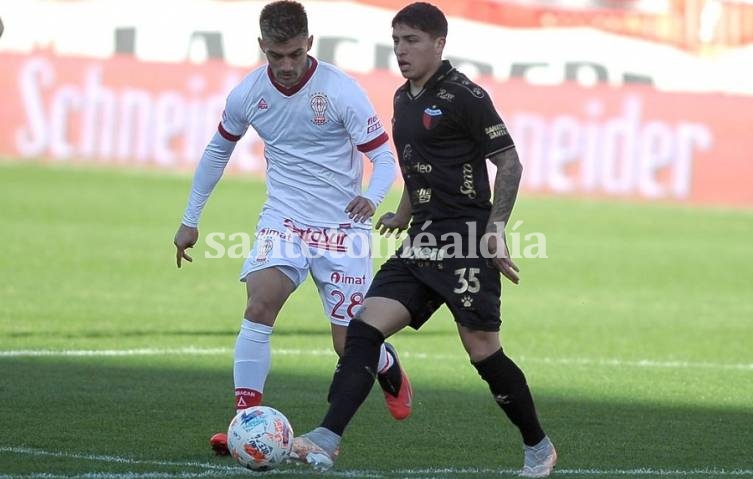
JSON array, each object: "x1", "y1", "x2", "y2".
[{"x1": 453, "y1": 267, "x2": 481, "y2": 294}]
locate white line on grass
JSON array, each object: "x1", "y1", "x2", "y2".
[
  {"x1": 3, "y1": 472, "x2": 753, "y2": 479},
  {"x1": 1, "y1": 347, "x2": 752, "y2": 372},
  {"x1": 0, "y1": 446, "x2": 753, "y2": 479},
  {"x1": 397, "y1": 468, "x2": 753, "y2": 476},
  {"x1": 0, "y1": 447, "x2": 379, "y2": 478},
  {"x1": 1, "y1": 447, "x2": 753, "y2": 478},
  {"x1": 0, "y1": 447, "x2": 236, "y2": 472}
]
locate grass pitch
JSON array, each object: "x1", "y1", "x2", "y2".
[{"x1": 1, "y1": 161, "x2": 752, "y2": 478}]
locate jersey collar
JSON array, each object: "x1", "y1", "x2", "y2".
[{"x1": 267, "y1": 56, "x2": 318, "y2": 96}]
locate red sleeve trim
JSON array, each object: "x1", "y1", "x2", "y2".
[
  {"x1": 218, "y1": 122, "x2": 242, "y2": 142},
  {"x1": 357, "y1": 132, "x2": 389, "y2": 153}
]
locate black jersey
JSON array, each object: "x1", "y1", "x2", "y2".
[{"x1": 393, "y1": 60, "x2": 515, "y2": 236}]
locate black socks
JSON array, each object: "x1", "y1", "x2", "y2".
[
  {"x1": 473, "y1": 348, "x2": 546, "y2": 446},
  {"x1": 322, "y1": 320, "x2": 384, "y2": 435}
]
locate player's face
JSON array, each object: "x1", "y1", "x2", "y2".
[
  {"x1": 392, "y1": 24, "x2": 445, "y2": 86},
  {"x1": 259, "y1": 35, "x2": 313, "y2": 87}
]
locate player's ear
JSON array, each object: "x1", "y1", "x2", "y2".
[
  {"x1": 258, "y1": 37, "x2": 266, "y2": 53},
  {"x1": 434, "y1": 36, "x2": 446, "y2": 55},
  {"x1": 307, "y1": 35, "x2": 314, "y2": 51}
]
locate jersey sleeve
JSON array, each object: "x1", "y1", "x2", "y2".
[
  {"x1": 338, "y1": 77, "x2": 389, "y2": 153},
  {"x1": 463, "y1": 86, "x2": 515, "y2": 157},
  {"x1": 218, "y1": 85, "x2": 250, "y2": 142}
]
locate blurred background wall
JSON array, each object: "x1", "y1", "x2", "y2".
[{"x1": 1, "y1": 0, "x2": 751, "y2": 207}]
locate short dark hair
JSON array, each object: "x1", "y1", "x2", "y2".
[
  {"x1": 392, "y1": 2, "x2": 448, "y2": 38},
  {"x1": 259, "y1": 1, "x2": 308, "y2": 43}
]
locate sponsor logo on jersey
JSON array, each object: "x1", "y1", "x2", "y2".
[
  {"x1": 257, "y1": 228, "x2": 293, "y2": 241},
  {"x1": 310, "y1": 92, "x2": 329, "y2": 125},
  {"x1": 460, "y1": 163, "x2": 477, "y2": 199},
  {"x1": 415, "y1": 187, "x2": 432, "y2": 204},
  {"x1": 485, "y1": 123, "x2": 508, "y2": 139},
  {"x1": 257, "y1": 98, "x2": 269, "y2": 110},
  {"x1": 283, "y1": 218, "x2": 347, "y2": 252},
  {"x1": 366, "y1": 115, "x2": 382, "y2": 134},
  {"x1": 412, "y1": 163, "x2": 432, "y2": 174},
  {"x1": 436, "y1": 89, "x2": 455, "y2": 101},
  {"x1": 400, "y1": 246, "x2": 446, "y2": 261},
  {"x1": 330, "y1": 271, "x2": 367, "y2": 285},
  {"x1": 422, "y1": 106, "x2": 442, "y2": 130}
]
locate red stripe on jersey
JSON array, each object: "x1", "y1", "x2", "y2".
[
  {"x1": 267, "y1": 56, "x2": 319, "y2": 96},
  {"x1": 218, "y1": 122, "x2": 242, "y2": 142},
  {"x1": 357, "y1": 132, "x2": 389, "y2": 153}
]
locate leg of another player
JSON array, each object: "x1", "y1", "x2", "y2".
[
  {"x1": 293, "y1": 297, "x2": 411, "y2": 469},
  {"x1": 459, "y1": 325, "x2": 557, "y2": 477},
  {"x1": 329, "y1": 321, "x2": 413, "y2": 420}
]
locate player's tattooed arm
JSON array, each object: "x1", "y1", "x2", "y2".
[
  {"x1": 486, "y1": 147, "x2": 522, "y2": 284},
  {"x1": 486, "y1": 147, "x2": 523, "y2": 234}
]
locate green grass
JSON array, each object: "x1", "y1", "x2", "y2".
[{"x1": 1, "y1": 161, "x2": 752, "y2": 478}]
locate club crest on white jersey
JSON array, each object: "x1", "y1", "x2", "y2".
[{"x1": 310, "y1": 92, "x2": 329, "y2": 125}]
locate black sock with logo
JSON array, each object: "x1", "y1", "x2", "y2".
[
  {"x1": 472, "y1": 348, "x2": 545, "y2": 446},
  {"x1": 321, "y1": 320, "x2": 383, "y2": 435}
]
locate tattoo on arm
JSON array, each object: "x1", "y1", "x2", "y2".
[{"x1": 487, "y1": 148, "x2": 523, "y2": 234}]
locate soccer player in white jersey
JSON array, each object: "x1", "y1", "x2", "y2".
[{"x1": 173, "y1": 0, "x2": 413, "y2": 455}]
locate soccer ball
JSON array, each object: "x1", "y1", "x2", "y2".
[{"x1": 227, "y1": 406, "x2": 294, "y2": 471}]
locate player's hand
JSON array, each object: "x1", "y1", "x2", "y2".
[
  {"x1": 487, "y1": 233, "x2": 520, "y2": 284},
  {"x1": 174, "y1": 224, "x2": 198, "y2": 268},
  {"x1": 375, "y1": 212, "x2": 410, "y2": 237},
  {"x1": 345, "y1": 196, "x2": 376, "y2": 223}
]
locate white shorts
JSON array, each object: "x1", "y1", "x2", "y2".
[{"x1": 240, "y1": 211, "x2": 373, "y2": 327}]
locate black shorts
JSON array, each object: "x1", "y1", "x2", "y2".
[{"x1": 367, "y1": 253, "x2": 502, "y2": 332}]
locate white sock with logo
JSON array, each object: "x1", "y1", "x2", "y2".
[{"x1": 234, "y1": 319, "x2": 272, "y2": 412}]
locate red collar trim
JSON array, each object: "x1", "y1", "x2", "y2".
[{"x1": 267, "y1": 56, "x2": 318, "y2": 96}]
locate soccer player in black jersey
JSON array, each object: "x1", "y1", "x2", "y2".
[{"x1": 291, "y1": 3, "x2": 557, "y2": 477}]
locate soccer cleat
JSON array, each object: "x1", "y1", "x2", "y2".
[
  {"x1": 288, "y1": 435, "x2": 338, "y2": 471},
  {"x1": 209, "y1": 432, "x2": 229, "y2": 456},
  {"x1": 520, "y1": 436, "x2": 557, "y2": 478},
  {"x1": 378, "y1": 342, "x2": 413, "y2": 420}
]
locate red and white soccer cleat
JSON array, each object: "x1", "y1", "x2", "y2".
[
  {"x1": 379, "y1": 342, "x2": 413, "y2": 420},
  {"x1": 209, "y1": 432, "x2": 229, "y2": 456}
]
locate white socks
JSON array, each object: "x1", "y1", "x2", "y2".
[
  {"x1": 234, "y1": 319, "x2": 272, "y2": 411},
  {"x1": 233, "y1": 319, "x2": 393, "y2": 411}
]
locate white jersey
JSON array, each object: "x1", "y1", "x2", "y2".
[{"x1": 220, "y1": 58, "x2": 389, "y2": 228}]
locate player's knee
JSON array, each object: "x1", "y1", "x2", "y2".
[{"x1": 243, "y1": 298, "x2": 278, "y2": 326}]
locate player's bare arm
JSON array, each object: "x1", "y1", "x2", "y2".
[
  {"x1": 376, "y1": 187, "x2": 412, "y2": 236},
  {"x1": 174, "y1": 224, "x2": 199, "y2": 268},
  {"x1": 486, "y1": 147, "x2": 523, "y2": 284}
]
